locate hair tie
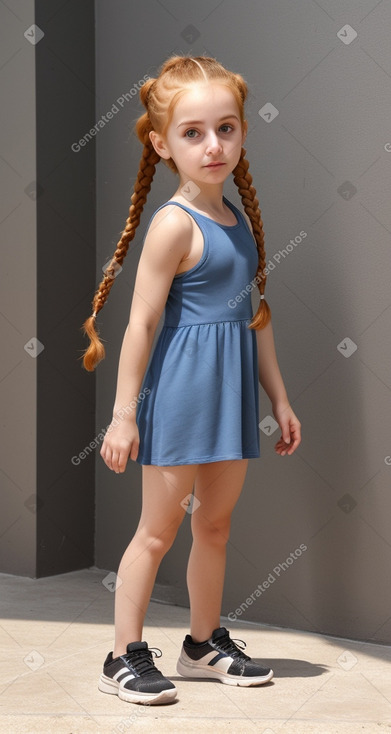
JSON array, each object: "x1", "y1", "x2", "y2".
[
  {"x1": 260, "y1": 295, "x2": 265, "y2": 300},
  {"x1": 92, "y1": 311, "x2": 97, "y2": 318}
]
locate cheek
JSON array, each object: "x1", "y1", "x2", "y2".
[
  {"x1": 232, "y1": 136, "x2": 245, "y2": 154},
  {"x1": 177, "y1": 142, "x2": 199, "y2": 160}
]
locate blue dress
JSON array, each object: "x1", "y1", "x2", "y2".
[{"x1": 135, "y1": 196, "x2": 260, "y2": 466}]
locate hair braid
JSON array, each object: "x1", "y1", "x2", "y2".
[
  {"x1": 81, "y1": 55, "x2": 268, "y2": 370},
  {"x1": 233, "y1": 147, "x2": 271, "y2": 330},
  {"x1": 82, "y1": 128, "x2": 160, "y2": 371}
]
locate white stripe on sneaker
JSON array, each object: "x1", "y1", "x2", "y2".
[
  {"x1": 119, "y1": 673, "x2": 136, "y2": 685},
  {"x1": 209, "y1": 654, "x2": 234, "y2": 673},
  {"x1": 194, "y1": 650, "x2": 234, "y2": 673},
  {"x1": 188, "y1": 649, "x2": 235, "y2": 673},
  {"x1": 113, "y1": 666, "x2": 131, "y2": 680},
  {"x1": 192, "y1": 650, "x2": 223, "y2": 666}
]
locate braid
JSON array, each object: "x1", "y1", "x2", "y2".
[
  {"x1": 82, "y1": 123, "x2": 160, "y2": 371},
  {"x1": 81, "y1": 56, "x2": 270, "y2": 370},
  {"x1": 233, "y1": 147, "x2": 271, "y2": 330}
]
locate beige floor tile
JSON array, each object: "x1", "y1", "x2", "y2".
[{"x1": 1, "y1": 569, "x2": 391, "y2": 733}]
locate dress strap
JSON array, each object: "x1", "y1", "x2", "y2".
[{"x1": 156, "y1": 197, "x2": 241, "y2": 228}]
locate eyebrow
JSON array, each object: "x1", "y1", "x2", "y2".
[{"x1": 176, "y1": 114, "x2": 240, "y2": 128}]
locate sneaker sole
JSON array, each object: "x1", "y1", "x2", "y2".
[
  {"x1": 98, "y1": 673, "x2": 177, "y2": 704},
  {"x1": 176, "y1": 654, "x2": 274, "y2": 687}
]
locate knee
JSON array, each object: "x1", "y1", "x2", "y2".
[
  {"x1": 191, "y1": 516, "x2": 231, "y2": 546},
  {"x1": 136, "y1": 524, "x2": 179, "y2": 558}
]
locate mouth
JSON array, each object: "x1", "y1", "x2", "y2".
[{"x1": 204, "y1": 162, "x2": 225, "y2": 168}]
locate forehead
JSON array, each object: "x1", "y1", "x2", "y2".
[{"x1": 172, "y1": 83, "x2": 239, "y2": 119}]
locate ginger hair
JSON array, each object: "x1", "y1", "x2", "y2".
[{"x1": 81, "y1": 55, "x2": 270, "y2": 371}]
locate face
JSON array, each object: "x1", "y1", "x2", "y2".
[{"x1": 150, "y1": 83, "x2": 247, "y2": 187}]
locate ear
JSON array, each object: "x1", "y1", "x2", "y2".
[
  {"x1": 241, "y1": 120, "x2": 248, "y2": 145},
  {"x1": 149, "y1": 131, "x2": 171, "y2": 160}
]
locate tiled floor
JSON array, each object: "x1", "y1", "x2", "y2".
[{"x1": 1, "y1": 568, "x2": 390, "y2": 733}]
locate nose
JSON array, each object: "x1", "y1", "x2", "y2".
[{"x1": 205, "y1": 131, "x2": 223, "y2": 156}]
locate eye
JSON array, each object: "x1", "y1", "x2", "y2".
[
  {"x1": 185, "y1": 129, "x2": 199, "y2": 138},
  {"x1": 219, "y1": 124, "x2": 234, "y2": 133}
]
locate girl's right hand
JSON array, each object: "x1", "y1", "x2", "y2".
[{"x1": 100, "y1": 419, "x2": 139, "y2": 473}]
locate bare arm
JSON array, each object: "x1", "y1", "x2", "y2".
[
  {"x1": 256, "y1": 321, "x2": 289, "y2": 407},
  {"x1": 256, "y1": 320, "x2": 301, "y2": 456},
  {"x1": 101, "y1": 206, "x2": 193, "y2": 472},
  {"x1": 242, "y1": 208, "x2": 301, "y2": 454}
]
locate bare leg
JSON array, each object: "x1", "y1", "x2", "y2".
[
  {"x1": 186, "y1": 459, "x2": 248, "y2": 643},
  {"x1": 113, "y1": 463, "x2": 198, "y2": 658}
]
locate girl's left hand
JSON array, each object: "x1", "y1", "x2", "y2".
[{"x1": 272, "y1": 402, "x2": 301, "y2": 456}]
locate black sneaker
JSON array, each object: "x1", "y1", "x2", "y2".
[
  {"x1": 176, "y1": 626, "x2": 273, "y2": 687},
  {"x1": 98, "y1": 641, "x2": 177, "y2": 704}
]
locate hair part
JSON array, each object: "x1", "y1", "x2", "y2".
[{"x1": 81, "y1": 55, "x2": 270, "y2": 371}]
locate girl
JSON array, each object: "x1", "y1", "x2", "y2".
[{"x1": 82, "y1": 55, "x2": 301, "y2": 705}]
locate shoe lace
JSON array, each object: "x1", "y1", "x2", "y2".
[
  {"x1": 216, "y1": 633, "x2": 250, "y2": 660},
  {"x1": 122, "y1": 646, "x2": 163, "y2": 677}
]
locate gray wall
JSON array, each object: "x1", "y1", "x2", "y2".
[
  {"x1": 94, "y1": 0, "x2": 391, "y2": 644},
  {"x1": 0, "y1": 0, "x2": 96, "y2": 576},
  {"x1": 0, "y1": 0, "x2": 37, "y2": 577},
  {"x1": 3, "y1": 0, "x2": 387, "y2": 641}
]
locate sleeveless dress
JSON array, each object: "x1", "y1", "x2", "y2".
[{"x1": 135, "y1": 196, "x2": 260, "y2": 466}]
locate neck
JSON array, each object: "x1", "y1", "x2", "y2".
[{"x1": 173, "y1": 181, "x2": 227, "y2": 215}]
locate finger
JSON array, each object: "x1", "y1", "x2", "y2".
[
  {"x1": 286, "y1": 429, "x2": 301, "y2": 454},
  {"x1": 117, "y1": 449, "x2": 130, "y2": 473},
  {"x1": 275, "y1": 441, "x2": 288, "y2": 455},
  {"x1": 287, "y1": 436, "x2": 301, "y2": 454},
  {"x1": 101, "y1": 439, "x2": 110, "y2": 460},
  {"x1": 280, "y1": 434, "x2": 292, "y2": 448},
  {"x1": 278, "y1": 424, "x2": 291, "y2": 444},
  {"x1": 277, "y1": 435, "x2": 291, "y2": 448},
  {"x1": 276, "y1": 432, "x2": 295, "y2": 455},
  {"x1": 111, "y1": 451, "x2": 121, "y2": 473},
  {"x1": 275, "y1": 444, "x2": 288, "y2": 454},
  {"x1": 130, "y1": 441, "x2": 139, "y2": 462},
  {"x1": 102, "y1": 447, "x2": 113, "y2": 471}
]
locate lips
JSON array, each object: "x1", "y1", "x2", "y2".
[{"x1": 205, "y1": 162, "x2": 225, "y2": 168}]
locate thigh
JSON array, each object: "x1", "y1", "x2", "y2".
[
  {"x1": 193, "y1": 459, "x2": 249, "y2": 529},
  {"x1": 137, "y1": 463, "x2": 199, "y2": 535}
]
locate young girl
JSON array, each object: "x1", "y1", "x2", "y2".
[{"x1": 82, "y1": 55, "x2": 301, "y2": 705}]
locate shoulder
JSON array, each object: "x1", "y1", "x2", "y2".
[
  {"x1": 141, "y1": 203, "x2": 193, "y2": 267},
  {"x1": 147, "y1": 203, "x2": 194, "y2": 239}
]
